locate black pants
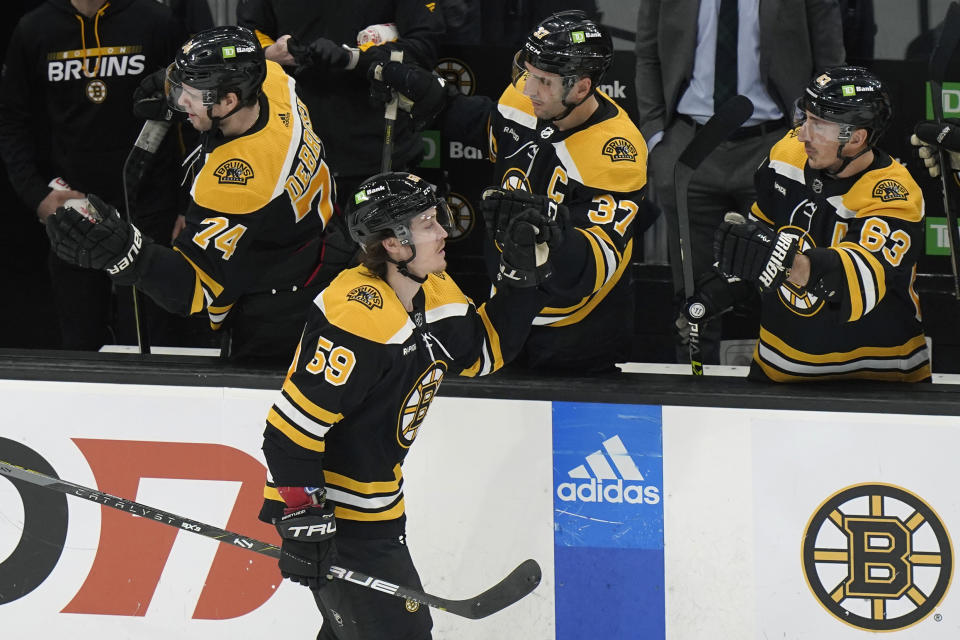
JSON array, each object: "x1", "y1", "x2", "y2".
[{"x1": 313, "y1": 535, "x2": 432, "y2": 640}]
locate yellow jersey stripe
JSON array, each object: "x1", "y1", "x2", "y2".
[
  {"x1": 324, "y1": 463, "x2": 403, "y2": 495},
  {"x1": 174, "y1": 246, "x2": 225, "y2": 297},
  {"x1": 477, "y1": 305, "x2": 504, "y2": 372},
  {"x1": 840, "y1": 241, "x2": 887, "y2": 304},
  {"x1": 283, "y1": 378, "x2": 344, "y2": 425},
  {"x1": 548, "y1": 239, "x2": 632, "y2": 327},
  {"x1": 835, "y1": 248, "x2": 864, "y2": 321},
  {"x1": 760, "y1": 328, "x2": 927, "y2": 363},
  {"x1": 267, "y1": 407, "x2": 325, "y2": 452}
]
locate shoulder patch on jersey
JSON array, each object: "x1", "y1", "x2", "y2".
[
  {"x1": 213, "y1": 158, "x2": 254, "y2": 185},
  {"x1": 346, "y1": 284, "x2": 383, "y2": 310},
  {"x1": 556, "y1": 93, "x2": 647, "y2": 192},
  {"x1": 602, "y1": 137, "x2": 638, "y2": 162},
  {"x1": 872, "y1": 179, "x2": 908, "y2": 202}
]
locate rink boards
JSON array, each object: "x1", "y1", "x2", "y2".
[{"x1": 2, "y1": 378, "x2": 960, "y2": 639}]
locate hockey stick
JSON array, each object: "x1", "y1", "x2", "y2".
[
  {"x1": 121, "y1": 119, "x2": 172, "y2": 355},
  {"x1": 674, "y1": 95, "x2": 754, "y2": 375},
  {"x1": 0, "y1": 459, "x2": 541, "y2": 620},
  {"x1": 379, "y1": 49, "x2": 405, "y2": 173},
  {"x1": 929, "y1": 0, "x2": 960, "y2": 299}
]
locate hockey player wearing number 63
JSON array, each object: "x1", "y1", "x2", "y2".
[
  {"x1": 258, "y1": 172, "x2": 562, "y2": 639},
  {"x1": 368, "y1": 10, "x2": 649, "y2": 373},
  {"x1": 687, "y1": 66, "x2": 931, "y2": 382},
  {"x1": 44, "y1": 26, "x2": 337, "y2": 362}
]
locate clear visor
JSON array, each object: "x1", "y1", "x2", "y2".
[
  {"x1": 165, "y1": 64, "x2": 216, "y2": 113},
  {"x1": 792, "y1": 99, "x2": 846, "y2": 144},
  {"x1": 510, "y1": 50, "x2": 572, "y2": 97},
  {"x1": 402, "y1": 201, "x2": 452, "y2": 251}
]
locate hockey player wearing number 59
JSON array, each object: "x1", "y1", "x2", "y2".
[
  {"x1": 44, "y1": 26, "x2": 337, "y2": 362},
  {"x1": 689, "y1": 67, "x2": 931, "y2": 382},
  {"x1": 369, "y1": 10, "x2": 648, "y2": 373},
  {"x1": 258, "y1": 172, "x2": 561, "y2": 638}
]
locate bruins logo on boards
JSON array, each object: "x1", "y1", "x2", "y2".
[
  {"x1": 435, "y1": 58, "x2": 475, "y2": 96},
  {"x1": 802, "y1": 483, "x2": 953, "y2": 632},
  {"x1": 445, "y1": 192, "x2": 475, "y2": 241},
  {"x1": 602, "y1": 137, "x2": 637, "y2": 162},
  {"x1": 86, "y1": 79, "x2": 107, "y2": 103},
  {"x1": 873, "y1": 179, "x2": 909, "y2": 202},
  {"x1": 346, "y1": 284, "x2": 383, "y2": 310},
  {"x1": 214, "y1": 159, "x2": 254, "y2": 185},
  {"x1": 397, "y1": 361, "x2": 447, "y2": 448}
]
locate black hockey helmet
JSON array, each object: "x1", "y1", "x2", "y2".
[
  {"x1": 166, "y1": 26, "x2": 266, "y2": 111},
  {"x1": 513, "y1": 10, "x2": 613, "y2": 88},
  {"x1": 347, "y1": 172, "x2": 451, "y2": 249},
  {"x1": 797, "y1": 66, "x2": 892, "y2": 147}
]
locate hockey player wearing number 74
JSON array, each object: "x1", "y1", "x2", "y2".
[
  {"x1": 258, "y1": 172, "x2": 563, "y2": 639},
  {"x1": 685, "y1": 66, "x2": 931, "y2": 382}
]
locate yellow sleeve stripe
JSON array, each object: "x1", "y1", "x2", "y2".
[
  {"x1": 335, "y1": 498, "x2": 406, "y2": 522},
  {"x1": 478, "y1": 305, "x2": 504, "y2": 371},
  {"x1": 839, "y1": 241, "x2": 886, "y2": 304},
  {"x1": 760, "y1": 328, "x2": 927, "y2": 363},
  {"x1": 835, "y1": 248, "x2": 864, "y2": 321},
  {"x1": 188, "y1": 271, "x2": 204, "y2": 314},
  {"x1": 546, "y1": 240, "x2": 632, "y2": 327},
  {"x1": 751, "y1": 203, "x2": 775, "y2": 226},
  {"x1": 253, "y1": 30, "x2": 275, "y2": 48},
  {"x1": 173, "y1": 247, "x2": 225, "y2": 297},
  {"x1": 263, "y1": 485, "x2": 281, "y2": 501},
  {"x1": 282, "y1": 378, "x2": 344, "y2": 425},
  {"x1": 580, "y1": 228, "x2": 606, "y2": 292},
  {"x1": 267, "y1": 407, "x2": 325, "y2": 452},
  {"x1": 325, "y1": 464, "x2": 403, "y2": 494},
  {"x1": 460, "y1": 358, "x2": 481, "y2": 377}
]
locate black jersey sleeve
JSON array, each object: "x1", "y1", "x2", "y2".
[{"x1": 236, "y1": 0, "x2": 279, "y2": 42}]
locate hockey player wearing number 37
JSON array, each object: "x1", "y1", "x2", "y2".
[
  {"x1": 259, "y1": 172, "x2": 562, "y2": 639},
  {"x1": 690, "y1": 67, "x2": 931, "y2": 382},
  {"x1": 369, "y1": 10, "x2": 648, "y2": 373},
  {"x1": 44, "y1": 26, "x2": 336, "y2": 362}
]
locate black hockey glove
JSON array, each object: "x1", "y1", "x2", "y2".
[
  {"x1": 682, "y1": 271, "x2": 740, "y2": 324},
  {"x1": 911, "y1": 120, "x2": 960, "y2": 178},
  {"x1": 497, "y1": 209, "x2": 564, "y2": 288},
  {"x1": 480, "y1": 188, "x2": 570, "y2": 245},
  {"x1": 288, "y1": 37, "x2": 351, "y2": 73},
  {"x1": 275, "y1": 502, "x2": 338, "y2": 590},
  {"x1": 132, "y1": 68, "x2": 184, "y2": 122},
  {"x1": 46, "y1": 194, "x2": 148, "y2": 284},
  {"x1": 368, "y1": 61, "x2": 450, "y2": 131},
  {"x1": 714, "y1": 213, "x2": 798, "y2": 293}
]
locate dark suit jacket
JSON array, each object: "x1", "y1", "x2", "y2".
[{"x1": 634, "y1": 0, "x2": 846, "y2": 140}]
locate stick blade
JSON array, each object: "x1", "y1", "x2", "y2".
[
  {"x1": 677, "y1": 95, "x2": 754, "y2": 171},
  {"x1": 445, "y1": 559, "x2": 542, "y2": 619}
]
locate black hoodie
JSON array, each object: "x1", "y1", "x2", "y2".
[{"x1": 0, "y1": 0, "x2": 184, "y2": 218}]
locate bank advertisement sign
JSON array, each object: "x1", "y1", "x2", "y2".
[{"x1": 552, "y1": 402, "x2": 665, "y2": 639}]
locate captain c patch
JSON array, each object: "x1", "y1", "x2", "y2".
[
  {"x1": 872, "y1": 179, "x2": 908, "y2": 202},
  {"x1": 602, "y1": 137, "x2": 638, "y2": 162}
]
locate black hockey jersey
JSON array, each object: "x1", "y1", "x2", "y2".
[
  {"x1": 148, "y1": 60, "x2": 334, "y2": 328},
  {"x1": 450, "y1": 83, "x2": 647, "y2": 371},
  {"x1": 258, "y1": 265, "x2": 546, "y2": 537},
  {"x1": 749, "y1": 130, "x2": 930, "y2": 382}
]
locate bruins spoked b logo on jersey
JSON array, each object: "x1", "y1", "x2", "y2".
[
  {"x1": 396, "y1": 361, "x2": 447, "y2": 448},
  {"x1": 214, "y1": 159, "x2": 254, "y2": 185},
  {"x1": 802, "y1": 483, "x2": 953, "y2": 631}
]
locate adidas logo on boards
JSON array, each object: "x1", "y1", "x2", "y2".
[{"x1": 556, "y1": 435, "x2": 661, "y2": 504}]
